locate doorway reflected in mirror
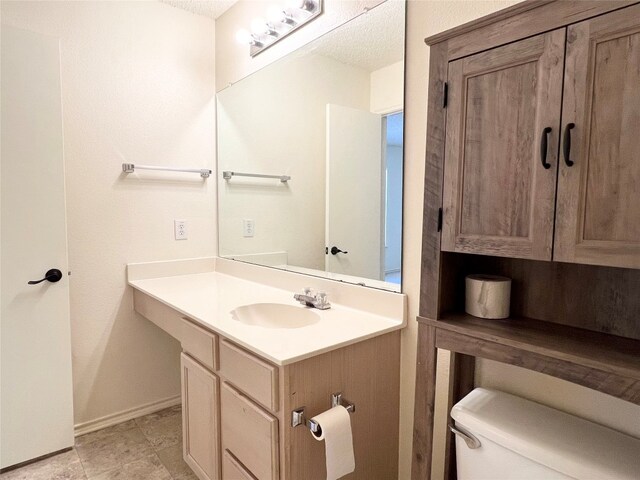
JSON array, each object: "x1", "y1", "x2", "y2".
[{"x1": 217, "y1": 0, "x2": 405, "y2": 292}]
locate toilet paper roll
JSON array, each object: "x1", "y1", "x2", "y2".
[
  {"x1": 465, "y1": 274, "x2": 511, "y2": 319},
  {"x1": 310, "y1": 406, "x2": 355, "y2": 480}
]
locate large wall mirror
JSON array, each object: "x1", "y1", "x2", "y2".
[{"x1": 217, "y1": 0, "x2": 405, "y2": 292}]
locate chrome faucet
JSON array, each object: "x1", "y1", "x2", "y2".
[{"x1": 293, "y1": 287, "x2": 331, "y2": 310}]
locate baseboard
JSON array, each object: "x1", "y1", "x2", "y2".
[
  {"x1": 74, "y1": 394, "x2": 181, "y2": 437},
  {"x1": 1, "y1": 447, "x2": 73, "y2": 473}
]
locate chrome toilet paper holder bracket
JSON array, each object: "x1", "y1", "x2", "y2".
[{"x1": 291, "y1": 392, "x2": 355, "y2": 432}]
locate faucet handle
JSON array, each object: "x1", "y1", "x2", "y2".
[
  {"x1": 303, "y1": 287, "x2": 312, "y2": 296},
  {"x1": 315, "y1": 291, "x2": 329, "y2": 306}
]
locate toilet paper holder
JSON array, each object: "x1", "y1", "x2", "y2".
[{"x1": 292, "y1": 392, "x2": 355, "y2": 433}]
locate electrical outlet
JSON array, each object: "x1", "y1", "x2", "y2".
[
  {"x1": 243, "y1": 219, "x2": 255, "y2": 237},
  {"x1": 174, "y1": 220, "x2": 188, "y2": 240}
]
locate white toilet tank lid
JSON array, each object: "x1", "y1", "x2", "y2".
[{"x1": 451, "y1": 388, "x2": 640, "y2": 480}]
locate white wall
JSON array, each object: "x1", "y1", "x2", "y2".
[
  {"x1": 476, "y1": 359, "x2": 640, "y2": 438},
  {"x1": 217, "y1": 53, "x2": 370, "y2": 270},
  {"x1": 371, "y1": 60, "x2": 404, "y2": 114},
  {"x1": 0, "y1": 1, "x2": 217, "y2": 430}
]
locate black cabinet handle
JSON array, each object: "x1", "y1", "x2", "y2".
[
  {"x1": 563, "y1": 123, "x2": 575, "y2": 167},
  {"x1": 330, "y1": 246, "x2": 348, "y2": 255},
  {"x1": 28, "y1": 268, "x2": 63, "y2": 285},
  {"x1": 540, "y1": 127, "x2": 552, "y2": 169}
]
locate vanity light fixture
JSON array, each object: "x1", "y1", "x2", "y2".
[
  {"x1": 288, "y1": 0, "x2": 317, "y2": 12},
  {"x1": 267, "y1": 6, "x2": 296, "y2": 26},
  {"x1": 236, "y1": 0, "x2": 323, "y2": 57},
  {"x1": 252, "y1": 18, "x2": 279, "y2": 39},
  {"x1": 235, "y1": 28, "x2": 263, "y2": 47}
]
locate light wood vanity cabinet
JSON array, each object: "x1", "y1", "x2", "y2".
[
  {"x1": 180, "y1": 321, "x2": 281, "y2": 480},
  {"x1": 176, "y1": 312, "x2": 399, "y2": 480},
  {"x1": 442, "y1": 3, "x2": 640, "y2": 268}
]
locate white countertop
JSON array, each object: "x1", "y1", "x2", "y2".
[{"x1": 128, "y1": 260, "x2": 405, "y2": 365}]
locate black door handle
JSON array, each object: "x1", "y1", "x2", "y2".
[
  {"x1": 330, "y1": 246, "x2": 348, "y2": 255},
  {"x1": 563, "y1": 123, "x2": 575, "y2": 167},
  {"x1": 28, "y1": 268, "x2": 63, "y2": 285},
  {"x1": 540, "y1": 127, "x2": 552, "y2": 169}
]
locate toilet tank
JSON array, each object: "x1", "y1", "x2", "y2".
[{"x1": 451, "y1": 388, "x2": 640, "y2": 480}]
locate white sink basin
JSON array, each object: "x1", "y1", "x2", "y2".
[{"x1": 231, "y1": 303, "x2": 320, "y2": 329}]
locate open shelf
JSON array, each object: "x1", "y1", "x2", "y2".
[{"x1": 418, "y1": 313, "x2": 640, "y2": 405}]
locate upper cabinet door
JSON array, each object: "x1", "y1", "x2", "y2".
[
  {"x1": 554, "y1": 5, "x2": 640, "y2": 269},
  {"x1": 442, "y1": 30, "x2": 565, "y2": 260}
]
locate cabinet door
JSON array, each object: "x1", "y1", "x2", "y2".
[
  {"x1": 554, "y1": 5, "x2": 640, "y2": 268},
  {"x1": 442, "y1": 29, "x2": 565, "y2": 260},
  {"x1": 181, "y1": 353, "x2": 221, "y2": 480}
]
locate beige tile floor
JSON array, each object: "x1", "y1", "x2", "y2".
[{"x1": 0, "y1": 405, "x2": 197, "y2": 480}]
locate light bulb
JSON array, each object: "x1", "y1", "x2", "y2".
[
  {"x1": 266, "y1": 5, "x2": 285, "y2": 24},
  {"x1": 287, "y1": 0, "x2": 315, "y2": 11},
  {"x1": 235, "y1": 29, "x2": 252, "y2": 44},
  {"x1": 250, "y1": 18, "x2": 269, "y2": 35}
]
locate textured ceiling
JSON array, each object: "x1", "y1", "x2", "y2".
[
  {"x1": 307, "y1": 0, "x2": 404, "y2": 72},
  {"x1": 159, "y1": 0, "x2": 238, "y2": 19}
]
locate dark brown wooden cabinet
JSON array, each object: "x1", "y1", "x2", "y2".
[
  {"x1": 413, "y1": 2, "x2": 640, "y2": 480},
  {"x1": 554, "y1": 5, "x2": 640, "y2": 269},
  {"x1": 441, "y1": 4, "x2": 640, "y2": 269},
  {"x1": 442, "y1": 30, "x2": 565, "y2": 261}
]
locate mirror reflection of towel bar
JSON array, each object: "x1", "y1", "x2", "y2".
[
  {"x1": 122, "y1": 163, "x2": 211, "y2": 178},
  {"x1": 223, "y1": 171, "x2": 290, "y2": 183}
]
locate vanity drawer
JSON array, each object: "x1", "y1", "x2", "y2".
[
  {"x1": 181, "y1": 318, "x2": 218, "y2": 371},
  {"x1": 221, "y1": 382, "x2": 279, "y2": 480},
  {"x1": 219, "y1": 339, "x2": 278, "y2": 412},
  {"x1": 223, "y1": 449, "x2": 258, "y2": 480}
]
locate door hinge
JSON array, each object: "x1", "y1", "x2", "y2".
[
  {"x1": 443, "y1": 82, "x2": 448, "y2": 108},
  {"x1": 437, "y1": 208, "x2": 443, "y2": 232}
]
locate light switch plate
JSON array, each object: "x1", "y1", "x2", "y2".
[{"x1": 174, "y1": 220, "x2": 188, "y2": 240}]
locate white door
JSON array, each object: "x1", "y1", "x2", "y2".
[
  {"x1": 325, "y1": 104, "x2": 383, "y2": 280},
  {"x1": 1, "y1": 25, "x2": 74, "y2": 469}
]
